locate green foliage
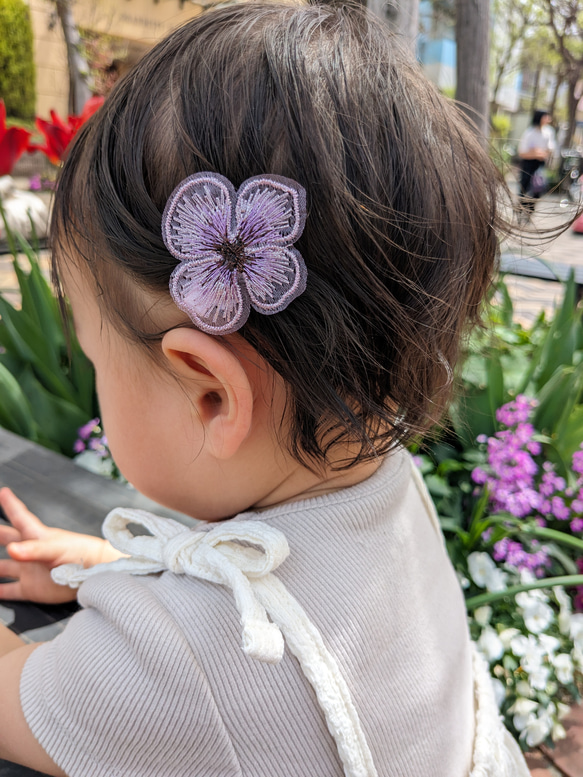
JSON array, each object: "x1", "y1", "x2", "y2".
[
  {"x1": 0, "y1": 203, "x2": 97, "y2": 455},
  {"x1": 491, "y1": 113, "x2": 512, "y2": 138},
  {"x1": 0, "y1": 0, "x2": 35, "y2": 120},
  {"x1": 418, "y1": 272, "x2": 583, "y2": 524}
]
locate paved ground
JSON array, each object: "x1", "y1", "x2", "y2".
[
  {"x1": 525, "y1": 704, "x2": 583, "y2": 777},
  {"x1": 501, "y1": 185, "x2": 583, "y2": 324}
]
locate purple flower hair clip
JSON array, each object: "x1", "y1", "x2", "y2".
[{"x1": 162, "y1": 172, "x2": 308, "y2": 335}]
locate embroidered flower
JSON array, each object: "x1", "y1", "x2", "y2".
[{"x1": 162, "y1": 172, "x2": 308, "y2": 335}]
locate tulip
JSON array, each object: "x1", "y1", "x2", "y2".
[
  {"x1": 0, "y1": 101, "x2": 32, "y2": 176},
  {"x1": 31, "y1": 95, "x2": 104, "y2": 164}
]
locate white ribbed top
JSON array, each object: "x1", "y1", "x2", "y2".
[{"x1": 21, "y1": 449, "x2": 476, "y2": 777}]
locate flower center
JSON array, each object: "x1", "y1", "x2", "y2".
[{"x1": 219, "y1": 238, "x2": 247, "y2": 272}]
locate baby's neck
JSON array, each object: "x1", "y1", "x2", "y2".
[{"x1": 250, "y1": 456, "x2": 383, "y2": 512}]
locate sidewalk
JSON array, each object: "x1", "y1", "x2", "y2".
[
  {"x1": 502, "y1": 193, "x2": 583, "y2": 324},
  {"x1": 525, "y1": 704, "x2": 583, "y2": 777}
]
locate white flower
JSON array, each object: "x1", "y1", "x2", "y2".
[
  {"x1": 486, "y1": 567, "x2": 508, "y2": 593},
  {"x1": 539, "y1": 634, "x2": 560, "y2": 655},
  {"x1": 500, "y1": 628, "x2": 520, "y2": 649},
  {"x1": 509, "y1": 698, "x2": 539, "y2": 732},
  {"x1": 553, "y1": 653, "x2": 574, "y2": 685},
  {"x1": 515, "y1": 680, "x2": 532, "y2": 698},
  {"x1": 552, "y1": 723, "x2": 567, "y2": 741},
  {"x1": 529, "y1": 665, "x2": 550, "y2": 691},
  {"x1": 491, "y1": 678, "x2": 506, "y2": 709},
  {"x1": 516, "y1": 592, "x2": 535, "y2": 609},
  {"x1": 573, "y1": 644, "x2": 583, "y2": 669},
  {"x1": 456, "y1": 571, "x2": 470, "y2": 590},
  {"x1": 557, "y1": 702, "x2": 571, "y2": 720},
  {"x1": 521, "y1": 711, "x2": 553, "y2": 747},
  {"x1": 570, "y1": 614, "x2": 583, "y2": 648},
  {"x1": 559, "y1": 608, "x2": 572, "y2": 635},
  {"x1": 477, "y1": 627, "x2": 504, "y2": 663},
  {"x1": 74, "y1": 450, "x2": 115, "y2": 478},
  {"x1": 474, "y1": 606, "x2": 492, "y2": 627},
  {"x1": 512, "y1": 635, "x2": 547, "y2": 676},
  {"x1": 554, "y1": 586, "x2": 571, "y2": 610},
  {"x1": 523, "y1": 600, "x2": 554, "y2": 634},
  {"x1": 510, "y1": 634, "x2": 530, "y2": 656},
  {"x1": 467, "y1": 552, "x2": 496, "y2": 588},
  {"x1": 520, "y1": 569, "x2": 537, "y2": 585}
]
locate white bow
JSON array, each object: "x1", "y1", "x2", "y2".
[
  {"x1": 52, "y1": 508, "x2": 378, "y2": 777},
  {"x1": 52, "y1": 508, "x2": 289, "y2": 664}
]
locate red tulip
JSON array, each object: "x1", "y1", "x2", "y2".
[
  {"x1": 31, "y1": 95, "x2": 104, "y2": 165},
  {"x1": 0, "y1": 101, "x2": 32, "y2": 176}
]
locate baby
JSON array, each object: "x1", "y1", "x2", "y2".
[{"x1": 0, "y1": 4, "x2": 529, "y2": 776}]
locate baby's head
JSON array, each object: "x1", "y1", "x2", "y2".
[{"x1": 52, "y1": 2, "x2": 505, "y2": 517}]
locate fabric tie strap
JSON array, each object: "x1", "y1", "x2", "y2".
[{"x1": 52, "y1": 508, "x2": 379, "y2": 777}]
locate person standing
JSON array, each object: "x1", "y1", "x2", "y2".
[{"x1": 517, "y1": 109, "x2": 554, "y2": 220}]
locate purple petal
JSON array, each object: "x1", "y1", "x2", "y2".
[
  {"x1": 169, "y1": 254, "x2": 250, "y2": 335},
  {"x1": 235, "y1": 175, "x2": 306, "y2": 248},
  {"x1": 243, "y1": 246, "x2": 307, "y2": 315},
  {"x1": 162, "y1": 173, "x2": 236, "y2": 262}
]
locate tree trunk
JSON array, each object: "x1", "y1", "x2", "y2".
[
  {"x1": 549, "y1": 72, "x2": 563, "y2": 119},
  {"x1": 370, "y1": 0, "x2": 420, "y2": 53},
  {"x1": 529, "y1": 67, "x2": 541, "y2": 112},
  {"x1": 455, "y1": 0, "x2": 491, "y2": 140},
  {"x1": 566, "y1": 71, "x2": 579, "y2": 149},
  {"x1": 54, "y1": 0, "x2": 92, "y2": 115}
]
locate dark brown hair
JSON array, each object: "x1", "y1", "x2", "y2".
[{"x1": 52, "y1": 1, "x2": 508, "y2": 468}]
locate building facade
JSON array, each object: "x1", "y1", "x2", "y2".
[{"x1": 29, "y1": 0, "x2": 205, "y2": 118}]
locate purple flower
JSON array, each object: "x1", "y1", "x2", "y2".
[
  {"x1": 73, "y1": 439, "x2": 85, "y2": 454},
  {"x1": 162, "y1": 173, "x2": 307, "y2": 335},
  {"x1": 78, "y1": 417, "x2": 101, "y2": 440},
  {"x1": 573, "y1": 448, "x2": 583, "y2": 475},
  {"x1": 493, "y1": 536, "x2": 550, "y2": 576},
  {"x1": 572, "y1": 518, "x2": 583, "y2": 532},
  {"x1": 472, "y1": 467, "x2": 488, "y2": 485},
  {"x1": 551, "y1": 496, "x2": 570, "y2": 521},
  {"x1": 495, "y1": 395, "x2": 537, "y2": 427}
]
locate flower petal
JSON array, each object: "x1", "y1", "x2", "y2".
[
  {"x1": 163, "y1": 173, "x2": 236, "y2": 262},
  {"x1": 169, "y1": 254, "x2": 250, "y2": 335},
  {"x1": 235, "y1": 175, "x2": 306, "y2": 248},
  {"x1": 243, "y1": 246, "x2": 307, "y2": 315}
]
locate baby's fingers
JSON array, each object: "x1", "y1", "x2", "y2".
[
  {"x1": 7, "y1": 540, "x2": 53, "y2": 563},
  {"x1": 0, "y1": 581, "x2": 24, "y2": 601},
  {"x1": 0, "y1": 524, "x2": 21, "y2": 546},
  {"x1": 0, "y1": 559, "x2": 23, "y2": 600},
  {"x1": 0, "y1": 489, "x2": 43, "y2": 538}
]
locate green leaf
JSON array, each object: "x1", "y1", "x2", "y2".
[
  {"x1": 18, "y1": 366, "x2": 88, "y2": 455},
  {"x1": 424, "y1": 473, "x2": 453, "y2": 498},
  {"x1": 486, "y1": 352, "x2": 504, "y2": 419},
  {"x1": 13, "y1": 244, "x2": 64, "y2": 353},
  {"x1": 534, "y1": 365, "x2": 581, "y2": 436},
  {"x1": 0, "y1": 361, "x2": 37, "y2": 439},
  {"x1": 534, "y1": 272, "x2": 581, "y2": 389},
  {"x1": 465, "y1": 574, "x2": 583, "y2": 609},
  {"x1": 555, "y1": 404, "x2": 583, "y2": 463},
  {"x1": 496, "y1": 279, "x2": 514, "y2": 328},
  {"x1": 0, "y1": 295, "x2": 75, "y2": 402}
]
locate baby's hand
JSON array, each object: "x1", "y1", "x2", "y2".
[{"x1": 0, "y1": 488, "x2": 122, "y2": 604}]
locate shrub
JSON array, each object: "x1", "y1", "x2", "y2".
[
  {"x1": 0, "y1": 0, "x2": 35, "y2": 120},
  {"x1": 0, "y1": 205, "x2": 97, "y2": 455}
]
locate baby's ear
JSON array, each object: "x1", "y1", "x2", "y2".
[{"x1": 161, "y1": 328, "x2": 253, "y2": 460}]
